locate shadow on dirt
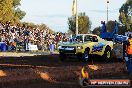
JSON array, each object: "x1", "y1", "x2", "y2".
[
  {"x1": 0, "y1": 54, "x2": 130, "y2": 88},
  {"x1": 0, "y1": 54, "x2": 124, "y2": 69}
]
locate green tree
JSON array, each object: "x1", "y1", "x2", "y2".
[
  {"x1": 39, "y1": 24, "x2": 48, "y2": 31},
  {"x1": 22, "y1": 22, "x2": 36, "y2": 28},
  {"x1": 92, "y1": 27, "x2": 101, "y2": 36},
  {"x1": 0, "y1": 0, "x2": 26, "y2": 24},
  {"x1": 0, "y1": 0, "x2": 14, "y2": 23},
  {"x1": 13, "y1": 0, "x2": 21, "y2": 8},
  {"x1": 68, "y1": 12, "x2": 91, "y2": 34},
  {"x1": 106, "y1": 20, "x2": 117, "y2": 32},
  {"x1": 118, "y1": 26, "x2": 127, "y2": 35},
  {"x1": 14, "y1": 8, "x2": 26, "y2": 20},
  {"x1": 39, "y1": 24, "x2": 55, "y2": 33},
  {"x1": 119, "y1": 0, "x2": 132, "y2": 31}
]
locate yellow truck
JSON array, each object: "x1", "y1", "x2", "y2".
[{"x1": 58, "y1": 34, "x2": 113, "y2": 61}]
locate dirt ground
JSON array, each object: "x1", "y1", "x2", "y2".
[{"x1": 0, "y1": 53, "x2": 131, "y2": 88}]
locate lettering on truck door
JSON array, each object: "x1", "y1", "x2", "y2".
[{"x1": 92, "y1": 42, "x2": 105, "y2": 54}]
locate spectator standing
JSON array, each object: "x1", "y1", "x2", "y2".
[
  {"x1": 24, "y1": 36, "x2": 29, "y2": 51},
  {"x1": 49, "y1": 41, "x2": 55, "y2": 54}
]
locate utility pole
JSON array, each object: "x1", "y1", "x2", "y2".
[
  {"x1": 107, "y1": 0, "x2": 109, "y2": 23},
  {"x1": 76, "y1": 0, "x2": 78, "y2": 35}
]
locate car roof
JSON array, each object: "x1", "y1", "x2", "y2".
[{"x1": 77, "y1": 34, "x2": 98, "y2": 37}]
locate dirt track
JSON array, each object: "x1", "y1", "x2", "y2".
[{"x1": 0, "y1": 54, "x2": 131, "y2": 88}]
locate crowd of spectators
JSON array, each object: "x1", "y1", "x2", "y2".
[{"x1": 0, "y1": 21, "x2": 69, "y2": 52}]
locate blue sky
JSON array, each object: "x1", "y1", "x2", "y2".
[{"x1": 20, "y1": 0, "x2": 126, "y2": 32}]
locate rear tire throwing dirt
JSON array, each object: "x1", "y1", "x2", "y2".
[
  {"x1": 103, "y1": 46, "x2": 112, "y2": 62},
  {"x1": 77, "y1": 50, "x2": 90, "y2": 62},
  {"x1": 83, "y1": 51, "x2": 89, "y2": 62}
]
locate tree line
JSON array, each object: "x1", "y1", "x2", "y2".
[{"x1": 0, "y1": 0, "x2": 25, "y2": 24}]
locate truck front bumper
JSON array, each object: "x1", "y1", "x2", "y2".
[{"x1": 59, "y1": 49, "x2": 76, "y2": 54}]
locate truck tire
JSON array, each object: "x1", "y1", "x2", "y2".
[
  {"x1": 77, "y1": 50, "x2": 90, "y2": 62},
  {"x1": 83, "y1": 51, "x2": 89, "y2": 62},
  {"x1": 103, "y1": 47, "x2": 112, "y2": 61}
]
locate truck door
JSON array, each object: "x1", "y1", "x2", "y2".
[{"x1": 92, "y1": 36, "x2": 104, "y2": 55}]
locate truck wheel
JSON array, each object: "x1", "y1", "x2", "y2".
[
  {"x1": 103, "y1": 47, "x2": 112, "y2": 61},
  {"x1": 83, "y1": 51, "x2": 90, "y2": 62},
  {"x1": 59, "y1": 53, "x2": 65, "y2": 61}
]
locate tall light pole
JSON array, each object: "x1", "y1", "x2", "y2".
[
  {"x1": 107, "y1": 0, "x2": 109, "y2": 23},
  {"x1": 76, "y1": 0, "x2": 78, "y2": 35}
]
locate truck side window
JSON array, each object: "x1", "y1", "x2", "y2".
[
  {"x1": 84, "y1": 35, "x2": 92, "y2": 42},
  {"x1": 93, "y1": 36, "x2": 98, "y2": 42}
]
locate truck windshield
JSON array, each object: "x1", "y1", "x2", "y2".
[
  {"x1": 71, "y1": 35, "x2": 83, "y2": 43},
  {"x1": 76, "y1": 35, "x2": 83, "y2": 42},
  {"x1": 71, "y1": 35, "x2": 94, "y2": 43}
]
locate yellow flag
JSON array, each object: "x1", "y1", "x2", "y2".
[{"x1": 72, "y1": 0, "x2": 76, "y2": 16}]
